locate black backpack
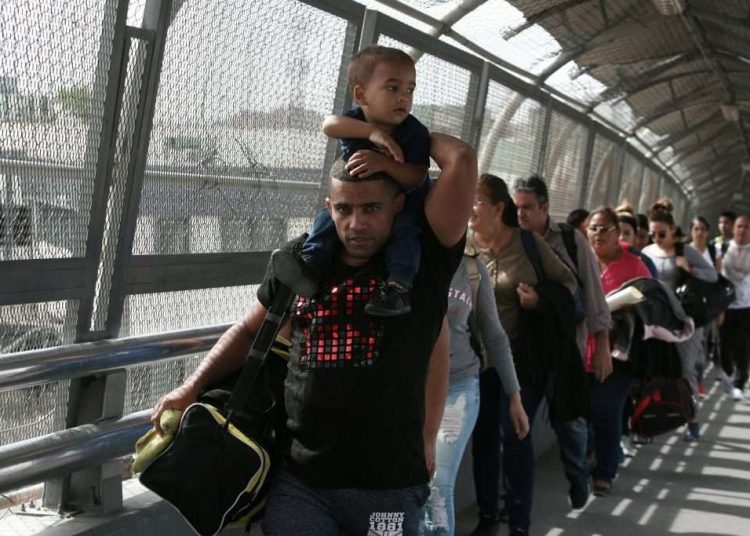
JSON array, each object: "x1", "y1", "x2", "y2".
[{"x1": 631, "y1": 378, "x2": 694, "y2": 438}]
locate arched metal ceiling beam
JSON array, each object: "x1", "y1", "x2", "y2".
[
  {"x1": 694, "y1": 171, "x2": 737, "y2": 191},
  {"x1": 679, "y1": 14, "x2": 750, "y2": 162},
  {"x1": 604, "y1": 69, "x2": 714, "y2": 104},
  {"x1": 502, "y1": 0, "x2": 590, "y2": 40},
  {"x1": 374, "y1": 0, "x2": 535, "y2": 81},
  {"x1": 684, "y1": 5, "x2": 750, "y2": 34},
  {"x1": 668, "y1": 129, "x2": 739, "y2": 168},
  {"x1": 536, "y1": 4, "x2": 648, "y2": 82},
  {"x1": 694, "y1": 174, "x2": 736, "y2": 195},
  {"x1": 668, "y1": 125, "x2": 738, "y2": 162},
  {"x1": 403, "y1": 0, "x2": 489, "y2": 62},
  {"x1": 714, "y1": 49, "x2": 750, "y2": 68},
  {"x1": 680, "y1": 146, "x2": 745, "y2": 178},
  {"x1": 653, "y1": 111, "x2": 724, "y2": 152},
  {"x1": 630, "y1": 91, "x2": 720, "y2": 132}
]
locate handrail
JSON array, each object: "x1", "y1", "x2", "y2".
[
  {"x1": 0, "y1": 410, "x2": 151, "y2": 495},
  {"x1": 0, "y1": 323, "x2": 231, "y2": 392}
]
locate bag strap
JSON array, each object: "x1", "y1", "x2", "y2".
[
  {"x1": 520, "y1": 229, "x2": 545, "y2": 282},
  {"x1": 226, "y1": 283, "x2": 295, "y2": 416},
  {"x1": 557, "y1": 222, "x2": 579, "y2": 272},
  {"x1": 465, "y1": 254, "x2": 486, "y2": 369},
  {"x1": 465, "y1": 254, "x2": 481, "y2": 310}
]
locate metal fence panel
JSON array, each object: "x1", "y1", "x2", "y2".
[
  {"x1": 133, "y1": 0, "x2": 353, "y2": 255},
  {"x1": 640, "y1": 168, "x2": 661, "y2": 214},
  {"x1": 542, "y1": 111, "x2": 588, "y2": 221},
  {"x1": 478, "y1": 80, "x2": 545, "y2": 179},
  {"x1": 0, "y1": 299, "x2": 76, "y2": 446},
  {"x1": 0, "y1": 380, "x2": 71, "y2": 447},
  {"x1": 121, "y1": 285, "x2": 258, "y2": 337},
  {"x1": 619, "y1": 153, "x2": 644, "y2": 211},
  {"x1": 120, "y1": 284, "x2": 258, "y2": 414},
  {"x1": 0, "y1": 0, "x2": 118, "y2": 260},
  {"x1": 585, "y1": 135, "x2": 621, "y2": 209}
]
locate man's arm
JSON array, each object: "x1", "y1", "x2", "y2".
[
  {"x1": 423, "y1": 315, "x2": 449, "y2": 476},
  {"x1": 425, "y1": 133, "x2": 477, "y2": 247},
  {"x1": 150, "y1": 299, "x2": 269, "y2": 433}
]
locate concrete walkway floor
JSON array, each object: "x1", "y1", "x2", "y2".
[{"x1": 457, "y1": 370, "x2": 750, "y2": 536}]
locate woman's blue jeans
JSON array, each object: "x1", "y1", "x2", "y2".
[
  {"x1": 500, "y1": 380, "x2": 588, "y2": 532},
  {"x1": 588, "y1": 364, "x2": 633, "y2": 484},
  {"x1": 422, "y1": 375, "x2": 480, "y2": 536}
]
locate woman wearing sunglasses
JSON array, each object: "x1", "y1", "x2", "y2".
[
  {"x1": 642, "y1": 203, "x2": 718, "y2": 441},
  {"x1": 586, "y1": 207, "x2": 652, "y2": 496}
]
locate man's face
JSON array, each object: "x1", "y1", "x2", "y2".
[
  {"x1": 719, "y1": 216, "x2": 734, "y2": 238},
  {"x1": 513, "y1": 191, "x2": 547, "y2": 233},
  {"x1": 354, "y1": 61, "x2": 416, "y2": 129},
  {"x1": 734, "y1": 216, "x2": 750, "y2": 245},
  {"x1": 326, "y1": 178, "x2": 404, "y2": 266}
]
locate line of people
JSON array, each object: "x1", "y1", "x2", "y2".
[{"x1": 146, "y1": 44, "x2": 750, "y2": 536}]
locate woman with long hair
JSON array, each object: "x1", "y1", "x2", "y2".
[
  {"x1": 642, "y1": 204, "x2": 718, "y2": 440},
  {"x1": 468, "y1": 173, "x2": 578, "y2": 536},
  {"x1": 585, "y1": 207, "x2": 652, "y2": 496},
  {"x1": 422, "y1": 254, "x2": 529, "y2": 536}
]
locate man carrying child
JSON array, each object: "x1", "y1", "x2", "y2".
[{"x1": 273, "y1": 45, "x2": 431, "y2": 316}]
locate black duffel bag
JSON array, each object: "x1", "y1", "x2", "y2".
[
  {"x1": 675, "y1": 272, "x2": 735, "y2": 327},
  {"x1": 137, "y1": 284, "x2": 294, "y2": 536}
]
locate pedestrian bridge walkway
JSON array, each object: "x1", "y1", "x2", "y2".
[
  {"x1": 2, "y1": 367, "x2": 748, "y2": 536},
  {"x1": 457, "y1": 369, "x2": 750, "y2": 536}
]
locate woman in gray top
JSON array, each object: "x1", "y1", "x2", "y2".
[
  {"x1": 642, "y1": 205, "x2": 717, "y2": 441},
  {"x1": 422, "y1": 255, "x2": 528, "y2": 536}
]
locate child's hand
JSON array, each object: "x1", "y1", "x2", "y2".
[
  {"x1": 346, "y1": 149, "x2": 391, "y2": 178},
  {"x1": 368, "y1": 129, "x2": 404, "y2": 163}
]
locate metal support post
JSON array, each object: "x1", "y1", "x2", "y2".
[
  {"x1": 535, "y1": 96, "x2": 553, "y2": 174},
  {"x1": 465, "y1": 62, "x2": 490, "y2": 148},
  {"x1": 576, "y1": 121, "x2": 597, "y2": 208}
]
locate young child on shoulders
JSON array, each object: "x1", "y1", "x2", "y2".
[{"x1": 273, "y1": 45, "x2": 430, "y2": 316}]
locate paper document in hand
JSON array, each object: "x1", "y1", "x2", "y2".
[{"x1": 606, "y1": 286, "x2": 644, "y2": 311}]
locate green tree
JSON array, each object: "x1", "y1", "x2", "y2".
[{"x1": 56, "y1": 86, "x2": 92, "y2": 118}]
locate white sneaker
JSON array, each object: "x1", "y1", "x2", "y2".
[
  {"x1": 732, "y1": 387, "x2": 745, "y2": 401},
  {"x1": 721, "y1": 373, "x2": 734, "y2": 395}
]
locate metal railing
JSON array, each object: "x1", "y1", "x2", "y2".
[{"x1": 0, "y1": 323, "x2": 230, "y2": 495}]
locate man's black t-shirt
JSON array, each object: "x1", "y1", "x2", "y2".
[{"x1": 257, "y1": 216, "x2": 463, "y2": 489}]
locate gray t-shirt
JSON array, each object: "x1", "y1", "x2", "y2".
[
  {"x1": 642, "y1": 243, "x2": 717, "y2": 288},
  {"x1": 447, "y1": 257, "x2": 520, "y2": 395}
]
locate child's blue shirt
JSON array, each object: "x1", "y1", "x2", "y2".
[{"x1": 339, "y1": 107, "x2": 431, "y2": 170}]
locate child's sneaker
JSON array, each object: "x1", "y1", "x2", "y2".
[
  {"x1": 732, "y1": 387, "x2": 745, "y2": 401},
  {"x1": 365, "y1": 281, "x2": 411, "y2": 316},
  {"x1": 271, "y1": 248, "x2": 319, "y2": 298}
]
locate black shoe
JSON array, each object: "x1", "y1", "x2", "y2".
[
  {"x1": 470, "y1": 512, "x2": 503, "y2": 536},
  {"x1": 568, "y1": 480, "x2": 589, "y2": 510},
  {"x1": 271, "y1": 248, "x2": 318, "y2": 298},
  {"x1": 365, "y1": 281, "x2": 411, "y2": 316},
  {"x1": 509, "y1": 529, "x2": 529, "y2": 536}
]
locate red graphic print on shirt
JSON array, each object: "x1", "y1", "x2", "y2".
[{"x1": 294, "y1": 276, "x2": 384, "y2": 369}]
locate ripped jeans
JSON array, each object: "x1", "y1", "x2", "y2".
[{"x1": 422, "y1": 375, "x2": 480, "y2": 536}]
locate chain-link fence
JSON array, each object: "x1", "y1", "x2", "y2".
[{"x1": 2, "y1": 0, "x2": 696, "y2": 462}]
